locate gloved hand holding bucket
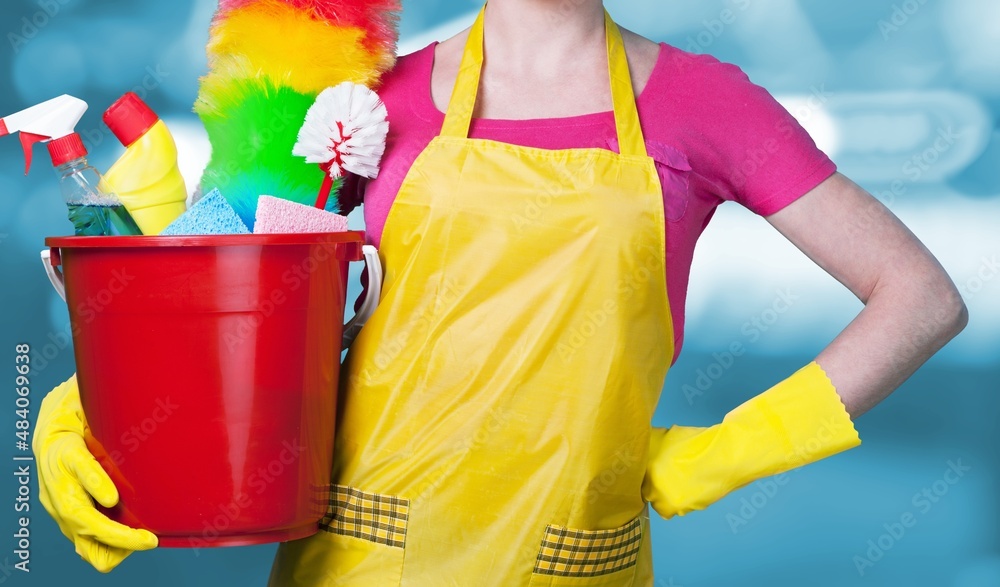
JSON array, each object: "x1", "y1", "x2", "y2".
[{"x1": 33, "y1": 374, "x2": 157, "y2": 572}]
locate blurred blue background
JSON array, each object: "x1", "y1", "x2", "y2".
[{"x1": 0, "y1": 0, "x2": 997, "y2": 585}]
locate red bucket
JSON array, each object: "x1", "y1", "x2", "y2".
[{"x1": 42, "y1": 232, "x2": 377, "y2": 548}]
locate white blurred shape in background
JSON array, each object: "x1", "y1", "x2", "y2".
[
  {"x1": 775, "y1": 94, "x2": 841, "y2": 158},
  {"x1": 812, "y1": 91, "x2": 992, "y2": 184},
  {"x1": 162, "y1": 116, "x2": 213, "y2": 202}
]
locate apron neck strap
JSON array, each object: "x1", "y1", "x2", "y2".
[{"x1": 440, "y1": 5, "x2": 649, "y2": 159}]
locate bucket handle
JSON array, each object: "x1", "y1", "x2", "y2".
[
  {"x1": 40, "y1": 245, "x2": 380, "y2": 347},
  {"x1": 40, "y1": 249, "x2": 67, "y2": 302},
  {"x1": 342, "y1": 244, "x2": 382, "y2": 348}
]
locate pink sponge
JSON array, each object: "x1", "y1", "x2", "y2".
[{"x1": 253, "y1": 195, "x2": 349, "y2": 234}]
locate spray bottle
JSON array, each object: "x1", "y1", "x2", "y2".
[
  {"x1": 103, "y1": 93, "x2": 187, "y2": 235},
  {"x1": 0, "y1": 95, "x2": 142, "y2": 236}
]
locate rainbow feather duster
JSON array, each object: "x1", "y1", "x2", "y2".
[
  {"x1": 215, "y1": 0, "x2": 399, "y2": 66},
  {"x1": 195, "y1": 0, "x2": 399, "y2": 228}
]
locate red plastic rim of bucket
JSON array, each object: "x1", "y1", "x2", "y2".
[
  {"x1": 46, "y1": 230, "x2": 365, "y2": 251},
  {"x1": 45, "y1": 232, "x2": 366, "y2": 266}
]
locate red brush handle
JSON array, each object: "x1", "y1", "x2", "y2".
[{"x1": 315, "y1": 163, "x2": 334, "y2": 210}]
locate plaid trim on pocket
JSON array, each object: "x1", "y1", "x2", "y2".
[
  {"x1": 533, "y1": 515, "x2": 642, "y2": 577},
  {"x1": 319, "y1": 484, "x2": 409, "y2": 549}
]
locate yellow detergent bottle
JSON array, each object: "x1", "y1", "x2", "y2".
[{"x1": 103, "y1": 93, "x2": 187, "y2": 235}]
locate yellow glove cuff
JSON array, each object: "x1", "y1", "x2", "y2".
[{"x1": 723, "y1": 360, "x2": 861, "y2": 471}]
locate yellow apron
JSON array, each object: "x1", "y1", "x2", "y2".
[{"x1": 271, "y1": 7, "x2": 673, "y2": 586}]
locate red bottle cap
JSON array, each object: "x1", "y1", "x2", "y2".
[
  {"x1": 103, "y1": 92, "x2": 159, "y2": 147},
  {"x1": 47, "y1": 133, "x2": 87, "y2": 167}
]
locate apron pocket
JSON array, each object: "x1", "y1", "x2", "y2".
[
  {"x1": 528, "y1": 514, "x2": 643, "y2": 586},
  {"x1": 321, "y1": 484, "x2": 410, "y2": 548},
  {"x1": 648, "y1": 142, "x2": 691, "y2": 223},
  {"x1": 607, "y1": 138, "x2": 692, "y2": 222},
  {"x1": 314, "y1": 484, "x2": 409, "y2": 585}
]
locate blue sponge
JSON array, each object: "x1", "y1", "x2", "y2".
[{"x1": 161, "y1": 188, "x2": 249, "y2": 235}]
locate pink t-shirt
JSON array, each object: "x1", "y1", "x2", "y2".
[{"x1": 341, "y1": 42, "x2": 837, "y2": 365}]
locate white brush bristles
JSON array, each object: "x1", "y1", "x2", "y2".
[{"x1": 293, "y1": 82, "x2": 389, "y2": 179}]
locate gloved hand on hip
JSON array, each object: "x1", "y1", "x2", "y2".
[
  {"x1": 643, "y1": 361, "x2": 862, "y2": 519},
  {"x1": 33, "y1": 374, "x2": 157, "y2": 572}
]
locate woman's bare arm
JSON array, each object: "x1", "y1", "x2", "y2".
[{"x1": 764, "y1": 172, "x2": 969, "y2": 418}]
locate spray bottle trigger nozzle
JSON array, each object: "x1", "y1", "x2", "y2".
[{"x1": 18, "y1": 132, "x2": 50, "y2": 175}]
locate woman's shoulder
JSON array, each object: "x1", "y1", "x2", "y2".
[
  {"x1": 650, "y1": 42, "x2": 757, "y2": 97},
  {"x1": 639, "y1": 39, "x2": 788, "y2": 133},
  {"x1": 375, "y1": 43, "x2": 436, "y2": 96},
  {"x1": 617, "y1": 28, "x2": 764, "y2": 110}
]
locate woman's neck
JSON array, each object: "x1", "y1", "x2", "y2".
[
  {"x1": 430, "y1": 0, "x2": 664, "y2": 120},
  {"x1": 483, "y1": 0, "x2": 606, "y2": 73}
]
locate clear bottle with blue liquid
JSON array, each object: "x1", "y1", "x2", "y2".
[{"x1": 50, "y1": 133, "x2": 142, "y2": 236}]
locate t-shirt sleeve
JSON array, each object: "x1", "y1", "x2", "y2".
[{"x1": 683, "y1": 54, "x2": 837, "y2": 216}]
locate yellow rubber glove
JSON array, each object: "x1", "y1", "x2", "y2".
[
  {"x1": 33, "y1": 375, "x2": 158, "y2": 572},
  {"x1": 643, "y1": 361, "x2": 861, "y2": 519}
]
